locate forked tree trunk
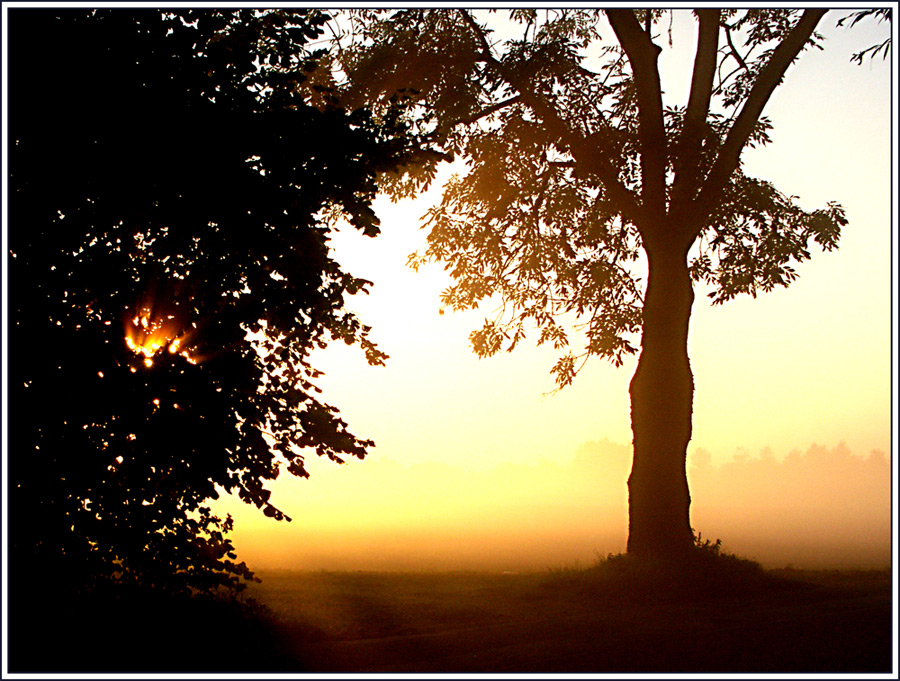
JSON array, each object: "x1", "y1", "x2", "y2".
[{"x1": 627, "y1": 242, "x2": 696, "y2": 559}]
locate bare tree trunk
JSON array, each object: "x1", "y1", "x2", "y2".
[{"x1": 627, "y1": 243, "x2": 695, "y2": 559}]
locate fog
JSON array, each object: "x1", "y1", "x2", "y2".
[
  {"x1": 688, "y1": 443, "x2": 892, "y2": 569},
  {"x1": 226, "y1": 440, "x2": 891, "y2": 572}
]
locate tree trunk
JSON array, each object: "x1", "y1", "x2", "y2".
[{"x1": 627, "y1": 242, "x2": 696, "y2": 560}]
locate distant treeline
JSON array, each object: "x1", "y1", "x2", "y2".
[
  {"x1": 222, "y1": 440, "x2": 891, "y2": 571},
  {"x1": 685, "y1": 443, "x2": 890, "y2": 568}
]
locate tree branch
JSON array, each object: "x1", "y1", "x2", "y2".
[
  {"x1": 606, "y1": 9, "x2": 668, "y2": 229},
  {"x1": 670, "y1": 10, "x2": 720, "y2": 217},
  {"x1": 459, "y1": 8, "x2": 497, "y2": 63},
  {"x1": 690, "y1": 9, "x2": 828, "y2": 236},
  {"x1": 685, "y1": 10, "x2": 721, "y2": 127},
  {"x1": 723, "y1": 22, "x2": 749, "y2": 72},
  {"x1": 456, "y1": 96, "x2": 521, "y2": 126},
  {"x1": 459, "y1": 8, "x2": 641, "y2": 224}
]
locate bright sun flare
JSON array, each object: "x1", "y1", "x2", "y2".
[{"x1": 125, "y1": 308, "x2": 197, "y2": 367}]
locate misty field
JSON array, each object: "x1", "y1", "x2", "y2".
[
  {"x1": 244, "y1": 567, "x2": 892, "y2": 673},
  {"x1": 10, "y1": 564, "x2": 892, "y2": 673}
]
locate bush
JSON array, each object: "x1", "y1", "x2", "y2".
[{"x1": 544, "y1": 533, "x2": 774, "y2": 603}]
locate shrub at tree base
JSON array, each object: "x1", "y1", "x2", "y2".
[{"x1": 545, "y1": 534, "x2": 784, "y2": 603}]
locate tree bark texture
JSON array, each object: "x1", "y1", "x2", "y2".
[{"x1": 627, "y1": 244, "x2": 696, "y2": 559}]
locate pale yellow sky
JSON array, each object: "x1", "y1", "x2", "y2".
[{"x1": 213, "y1": 10, "x2": 894, "y2": 571}]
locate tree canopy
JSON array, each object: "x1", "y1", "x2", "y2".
[
  {"x1": 331, "y1": 9, "x2": 847, "y2": 386},
  {"x1": 8, "y1": 8, "x2": 417, "y2": 596},
  {"x1": 324, "y1": 9, "x2": 880, "y2": 559}
]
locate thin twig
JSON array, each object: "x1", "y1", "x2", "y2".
[{"x1": 723, "y1": 23, "x2": 749, "y2": 71}]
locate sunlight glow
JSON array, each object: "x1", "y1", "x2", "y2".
[
  {"x1": 124, "y1": 302, "x2": 198, "y2": 366},
  {"x1": 205, "y1": 11, "x2": 891, "y2": 575}
]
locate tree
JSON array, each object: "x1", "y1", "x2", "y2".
[
  {"x1": 7, "y1": 8, "x2": 417, "y2": 601},
  {"x1": 328, "y1": 9, "x2": 862, "y2": 559}
]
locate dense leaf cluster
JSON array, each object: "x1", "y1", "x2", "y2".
[
  {"x1": 333, "y1": 9, "x2": 848, "y2": 386},
  {"x1": 8, "y1": 9, "x2": 413, "y2": 595}
]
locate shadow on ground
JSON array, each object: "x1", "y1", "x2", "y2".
[
  {"x1": 8, "y1": 563, "x2": 892, "y2": 673},
  {"x1": 7, "y1": 587, "x2": 305, "y2": 673},
  {"x1": 251, "y1": 562, "x2": 892, "y2": 673}
]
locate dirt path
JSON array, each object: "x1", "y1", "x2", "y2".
[{"x1": 248, "y1": 569, "x2": 893, "y2": 673}]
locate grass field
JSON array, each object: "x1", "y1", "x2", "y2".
[
  {"x1": 245, "y1": 566, "x2": 894, "y2": 673},
  {"x1": 6, "y1": 563, "x2": 892, "y2": 673}
]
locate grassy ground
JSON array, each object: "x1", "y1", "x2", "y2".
[
  {"x1": 6, "y1": 585, "x2": 297, "y2": 673},
  {"x1": 8, "y1": 560, "x2": 892, "y2": 673},
  {"x1": 248, "y1": 563, "x2": 894, "y2": 673}
]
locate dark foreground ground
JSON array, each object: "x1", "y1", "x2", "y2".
[
  {"x1": 246, "y1": 567, "x2": 893, "y2": 673},
  {"x1": 8, "y1": 566, "x2": 893, "y2": 673}
]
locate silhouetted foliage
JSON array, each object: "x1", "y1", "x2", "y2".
[
  {"x1": 837, "y1": 9, "x2": 892, "y2": 63},
  {"x1": 329, "y1": 9, "x2": 880, "y2": 559},
  {"x1": 335, "y1": 10, "x2": 846, "y2": 378},
  {"x1": 7, "y1": 584, "x2": 308, "y2": 673},
  {"x1": 7, "y1": 8, "x2": 416, "y2": 605}
]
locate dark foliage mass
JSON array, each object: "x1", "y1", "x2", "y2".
[{"x1": 7, "y1": 7, "x2": 415, "y2": 608}]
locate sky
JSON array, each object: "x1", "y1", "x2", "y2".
[{"x1": 209, "y1": 9, "x2": 895, "y2": 572}]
